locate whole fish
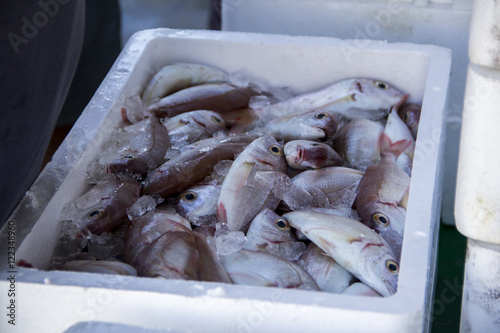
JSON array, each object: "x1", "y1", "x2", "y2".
[
  {"x1": 64, "y1": 178, "x2": 141, "y2": 236},
  {"x1": 262, "y1": 78, "x2": 406, "y2": 120},
  {"x1": 220, "y1": 249, "x2": 319, "y2": 290},
  {"x1": 297, "y1": 243, "x2": 355, "y2": 293},
  {"x1": 105, "y1": 116, "x2": 170, "y2": 178},
  {"x1": 217, "y1": 135, "x2": 287, "y2": 231},
  {"x1": 134, "y1": 227, "x2": 231, "y2": 283},
  {"x1": 398, "y1": 102, "x2": 421, "y2": 139},
  {"x1": 384, "y1": 99, "x2": 415, "y2": 176},
  {"x1": 142, "y1": 63, "x2": 228, "y2": 103},
  {"x1": 342, "y1": 282, "x2": 381, "y2": 297},
  {"x1": 264, "y1": 110, "x2": 338, "y2": 141},
  {"x1": 284, "y1": 140, "x2": 343, "y2": 169},
  {"x1": 123, "y1": 207, "x2": 192, "y2": 265},
  {"x1": 59, "y1": 260, "x2": 137, "y2": 276},
  {"x1": 164, "y1": 110, "x2": 226, "y2": 147},
  {"x1": 281, "y1": 210, "x2": 399, "y2": 297},
  {"x1": 355, "y1": 133, "x2": 411, "y2": 259},
  {"x1": 147, "y1": 83, "x2": 260, "y2": 118},
  {"x1": 177, "y1": 183, "x2": 221, "y2": 226},
  {"x1": 333, "y1": 118, "x2": 384, "y2": 171},
  {"x1": 142, "y1": 134, "x2": 256, "y2": 198},
  {"x1": 244, "y1": 208, "x2": 306, "y2": 261},
  {"x1": 283, "y1": 166, "x2": 364, "y2": 210}
]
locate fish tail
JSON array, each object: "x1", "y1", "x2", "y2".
[{"x1": 379, "y1": 133, "x2": 411, "y2": 159}]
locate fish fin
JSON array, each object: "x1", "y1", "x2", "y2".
[
  {"x1": 216, "y1": 202, "x2": 228, "y2": 224},
  {"x1": 379, "y1": 133, "x2": 411, "y2": 159},
  {"x1": 399, "y1": 186, "x2": 410, "y2": 210}
]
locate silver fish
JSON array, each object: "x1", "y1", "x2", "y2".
[
  {"x1": 142, "y1": 134, "x2": 256, "y2": 198},
  {"x1": 64, "y1": 178, "x2": 141, "y2": 236},
  {"x1": 342, "y1": 282, "x2": 382, "y2": 297},
  {"x1": 217, "y1": 135, "x2": 287, "y2": 231},
  {"x1": 177, "y1": 183, "x2": 221, "y2": 226},
  {"x1": 384, "y1": 101, "x2": 415, "y2": 176},
  {"x1": 297, "y1": 243, "x2": 355, "y2": 293},
  {"x1": 333, "y1": 118, "x2": 384, "y2": 171},
  {"x1": 134, "y1": 227, "x2": 231, "y2": 283},
  {"x1": 355, "y1": 133, "x2": 411, "y2": 260},
  {"x1": 263, "y1": 78, "x2": 406, "y2": 120},
  {"x1": 164, "y1": 110, "x2": 226, "y2": 147},
  {"x1": 220, "y1": 249, "x2": 319, "y2": 290},
  {"x1": 123, "y1": 207, "x2": 192, "y2": 265},
  {"x1": 142, "y1": 63, "x2": 228, "y2": 103},
  {"x1": 284, "y1": 140, "x2": 343, "y2": 170},
  {"x1": 106, "y1": 116, "x2": 170, "y2": 178},
  {"x1": 59, "y1": 260, "x2": 137, "y2": 276},
  {"x1": 398, "y1": 102, "x2": 421, "y2": 139},
  {"x1": 147, "y1": 83, "x2": 260, "y2": 118},
  {"x1": 264, "y1": 110, "x2": 338, "y2": 141},
  {"x1": 244, "y1": 208, "x2": 306, "y2": 261},
  {"x1": 283, "y1": 166, "x2": 364, "y2": 210},
  {"x1": 282, "y1": 210, "x2": 399, "y2": 296}
]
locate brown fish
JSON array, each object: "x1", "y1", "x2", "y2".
[
  {"x1": 147, "y1": 83, "x2": 260, "y2": 118},
  {"x1": 134, "y1": 226, "x2": 231, "y2": 283},
  {"x1": 65, "y1": 178, "x2": 141, "y2": 236},
  {"x1": 106, "y1": 116, "x2": 170, "y2": 178},
  {"x1": 123, "y1": 207, "x2": 192, "y2": 265},
  {"x1": 142, "y1": 135, "x2": 256, "y2": 198},
  {"x1": 355, "y1": 133, "x2": 411, "y2": 259}
]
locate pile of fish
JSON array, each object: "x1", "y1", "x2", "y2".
[{"x1": 55, "y1": 63, "x2": 421, "y2": 298}]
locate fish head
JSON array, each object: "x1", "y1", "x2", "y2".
[
  {"x1": 350, "y1": 79, "x2": 406, "y2": 118},
  {"x1": 368, "y1": 204, "x2": 406, "y2": 258},
  {"x1": 177, "y1": 184, "x2": 220, "y2": 225},
  {"x1": 302, "y1": 110, "x2": 339, "y2": 138},
  {"x1": 248, "y1": 135, "x2": 287, "y2": 171},
  {"x1": 247, "y1": 208, "x2": 297, "y2": 244},
  {"x1": 189, "y1": 110, "x2": 226, "y2": 131},
  {"x1": 397, "y1": 103, "x2": 421, "y2": 135},
  {"x1": 358, "y1": 242, "x2": 399, "y2": 297},
  {"x1": 284, "y1": 140, "x2": 337, "y2": 169}
]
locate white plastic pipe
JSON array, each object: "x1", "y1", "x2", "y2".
[{"x1": 468, "y1": 0, "x2": 500, "y2": 69}]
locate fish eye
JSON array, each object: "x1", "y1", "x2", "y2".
[
  {"x1": 87, "y1": 208, "x2": 106, "y2": 219},
  {"x1": 269, "y1": 145, "x2": 283, "y2": 155},
  {"x1": 386, "y1": 260, "x2": 399, "y2": 274},
  {"x1": 315, "y1": 113, "x2": 327, "y2": 119},
  {"x1": 211, "y1": 116, "x2": 222, "y2": 123},
  {"x1": 403, "y1": 111, "x2": 410, "y2": 122},
  {"x1": 275, "y1": 218, "x2": 289, "y2": 230},
  {"x1": 372, "y1": 212, "x2": 389, "y2": 227},
  {"x1": 375, "y1": 81, "x2": 390, "y2": 89},
  {"x1": 310, "y1": 143, "x2": 321, "y2": 147},
  {"x1": 182, "y1": 191, "x2": 197, "y2": 201},
  {"x1": 124, "y1": 155, "x2": 135, "y2": 159}
]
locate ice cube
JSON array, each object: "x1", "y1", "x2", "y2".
[
  {"x1": 267, "y1": 241, "x2": 307, "y2": 261},
  {"x1": 127, "y1": 195, "x2": 158, "y2": 220},
  {"x1": 122, "y1": 95, "x2": 145, "y2": 123},
  {"x1": 214, "y1": 223, "x2": 246, "y2": 256}
]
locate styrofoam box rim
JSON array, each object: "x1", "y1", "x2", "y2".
[{"x1": 0, "y1": 29, "x2": 451, "y2": 332}]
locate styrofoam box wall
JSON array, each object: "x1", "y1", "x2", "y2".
[
  {"x1": 0, "y1": 29, "x2": 450, "y2": 333},
  {"x1": 221, "y1": 0, "x2": 472, "y2": 226}
]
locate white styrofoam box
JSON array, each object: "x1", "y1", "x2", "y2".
[
  {"x1": 468, "y1": 0, "x2": 500, "y2": 69},
  {"x1": 0, "y1": 29, "x2": 450, "y2": 333},
  {"x1": 221, "y1": 0, "x2": 472, "y2": 226},
  {"x1": 460, "y1": 239, "x2": 500, "y2": 332},
  {"x1": 455, "y1": 64, "x2": 500, "y2": 244}
]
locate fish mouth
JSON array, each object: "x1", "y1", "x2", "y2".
[{"x1": 294, "y1": 145, "x2": 305, "y2": 165}]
